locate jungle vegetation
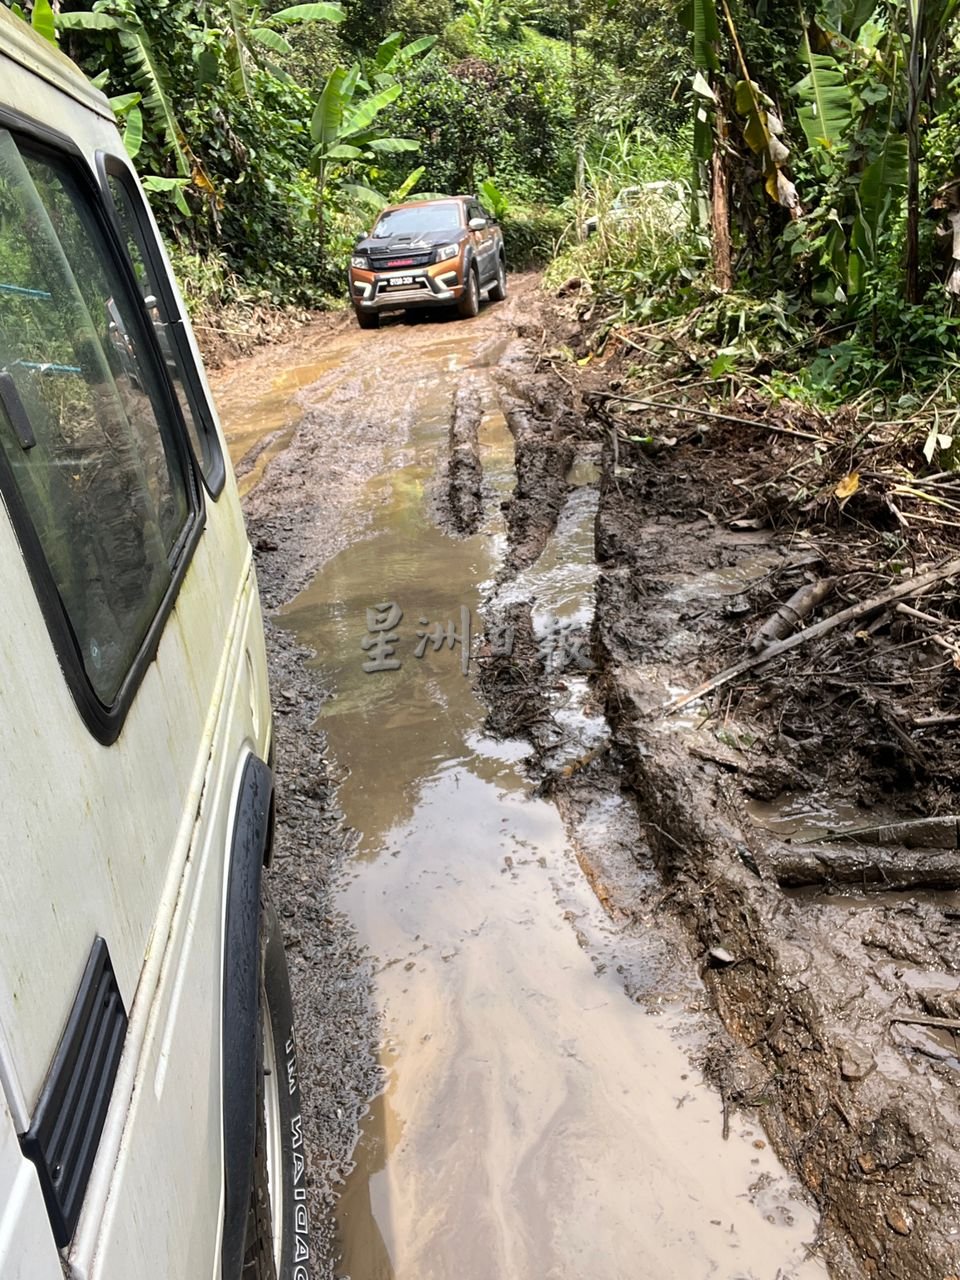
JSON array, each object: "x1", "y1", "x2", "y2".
[{"x1": 8, "y1": 0, "x2": 960, "y2": 403}]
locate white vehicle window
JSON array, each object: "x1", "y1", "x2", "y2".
[{"x1": 0, "y1": 132, "x2": 191, "y2": 705}]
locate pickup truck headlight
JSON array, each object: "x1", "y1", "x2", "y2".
[
  {"x1": 434, "y1": 243, "x2": 460, "y2": 264},
  {"x1": 350, "y1": 254, "x2": 369, "y2": 269}
]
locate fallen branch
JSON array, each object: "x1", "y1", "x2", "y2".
[
  {"x1": 890, "y1": 1013, "x2": 960, "y2": 1032},
  {"x1": 895, "y1": 602, "x2": 951, "y2": 628},
  {"x1": 764, "y1": 844, "x2": 960, "y2": 890},
  {"x1": 665, "y1": 556, "x2": 960, "y2": 713},
  {"x1": 816, "y1": 815, "x2": 958, "y2": 849},
  {"x1": 750, "y1": 578, "x2": 835, "y2": 653},
  {"x1": 586, "y1": 391, "x2": 837, "y2": 444},
  {"x1": 895, "y1": 603, "x2": 960, "y2": 664}
]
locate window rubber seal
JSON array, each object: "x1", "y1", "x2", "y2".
[{"x1": 95, "y1": 150, "x2": 226, "y2": 500}]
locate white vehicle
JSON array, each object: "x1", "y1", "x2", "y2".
[
  {"x1": 583, "y1": 181, "x2": 687, "y2": 238},
  {"x1": 0, "y1": 10, "x2": 307, "y2": 1280}
]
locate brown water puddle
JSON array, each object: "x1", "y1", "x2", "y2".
[
  {"x1": 273, "y1": 326, "x2": 827, "y2": 1279},
  {"x1": 215, "y1": 324, "x2": 366, "y2": 496}
]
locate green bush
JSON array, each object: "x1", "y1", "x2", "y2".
[
  {"x1": 502, "y1": 205, "x2": 568, "y2": 268},
  {"x1": 387, "y1": 0, "x2": 453, "y2": 39}
]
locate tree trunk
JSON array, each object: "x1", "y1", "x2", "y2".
[
  {"x1": 710, "y1": 105, "x2": 733, "y2": 292},
  {"x1": 315, "y1": 175, "x2": 326, "y2": 274},
  {"x1": 905, "y1": 0, "x2": 924, "y2": 304}
]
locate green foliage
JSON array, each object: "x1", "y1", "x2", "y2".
[
  {"x1": 478, "y1": 177, "x2": 509, "y2": 218},
  {"x1": 29, "y1": 0, "x2": 55, "y2": 42},
  {"x1": 387, "y1": 0, "x2": 451, "y2": 38},
  {"x1": 393, "y1": 48, "x2": 575, "y2": 197},
  {"x1": 547, "y1": 125, "x2": 699, "y2": 304},
  {"x1": 793, "y1": 42, "x2": 853, "y2": 164},
  {"x1": 777, "y1": 289, "x2": 960, "y2": 406},
  {"x1": 501, "y1": 204, "x2": 567, "y2": 267},
  {"x1": 581, "y1": 0, "x2": 690, "y2": 135},
  {"x1": 10, "y1": 0, "x2": 952, "y2": 413}
]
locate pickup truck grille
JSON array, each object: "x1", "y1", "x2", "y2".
[{"x1": 369, "y1": 251, "x2": 432, "y2": 269}]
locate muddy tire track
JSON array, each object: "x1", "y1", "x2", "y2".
[{"x1": 212, "y1": 284, "x2": 545, "y2": 1280}]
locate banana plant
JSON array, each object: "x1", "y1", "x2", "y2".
[
  {"x1": 478, "y1": 177, "x2": 510, "y2": 218},
  {"x1": 848, "y1": 134, "x2": 908, "y2": 294},
  {"x1": 346, "y1": 165, "x2": 429, "y2": 213},
  {"x1": 686, "y1": 0, "x2": 731, "y2": 284},
  {"x1": 308, "y1": 64, "x2": 420, "y2": 259},
  {"x1": 688, "y1": 0, "x2": 799, "y2": 287},
  {"x1": 55, "y1": 2, "x2": 217, "y2": 217},
  {"x1": 360, "y1": 31, "x2": 438, "y2": 92},
  {"x1": 792, "y1": 30, "x2": 854, "y2": 170},
  {"x1": 220, "y1": 0, "x2": 345, "y2": 100},
  {"x1": 57, "y1": 1, "x2": 192, "y2": 178},
  {"x1": 10, "y1": 0, "x2": 56, "y2": 43}
]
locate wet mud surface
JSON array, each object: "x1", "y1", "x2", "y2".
[
  {"x1": 582, "y1": 414, "x2": 960, "y2": 1280},
  {"x1": 210, "y1": 280, "x2": 958, "y2": 1280}
]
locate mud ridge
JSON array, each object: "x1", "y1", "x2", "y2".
[
  {"x1": 446, "y1": 381, "x2": 484, "y2": 534},
  {"x1": 476, "y1": 600, "x2": 554, "y2": 742},
  {"x1": 495, "y1": 370, "x2": 578, "y2": 573}
]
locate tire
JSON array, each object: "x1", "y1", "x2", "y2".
[
  {"x1": 457, "y1": 266, "x2": 480, "y2": 319},
  {"x1": 241, "y1": 894, "x2": 309, "y2": 1280},
  {"x1": 488, "y1": 256, "x2": 507, "y2": 302},
  {"x1": 354, "y1": 308, "x2": 380, "y2": 330}
]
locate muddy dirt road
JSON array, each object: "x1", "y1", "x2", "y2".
[{"x1": 209, "y1": 280, "x2": 957, "y2": 1280}]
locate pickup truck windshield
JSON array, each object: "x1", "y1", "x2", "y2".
[{"x1": 372, "y1": 203, "x2": 461, "y2": 237}]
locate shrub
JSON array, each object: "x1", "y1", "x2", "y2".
[{"x1": 502, "y1": 205, "x2": 568, "y2": 268}]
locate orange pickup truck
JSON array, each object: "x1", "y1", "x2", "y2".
[{"x1": 348, "y1": 194, "x2": 507, "y2": 328}]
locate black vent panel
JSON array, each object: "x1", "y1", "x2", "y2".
[
  {"x1": 370, "y1": 251, "x2": 432, "y2": 268},
  {"x1": 20, "y1": 936, "x2": 127, "y2": 1247}
]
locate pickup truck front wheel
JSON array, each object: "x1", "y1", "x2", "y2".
[
  {"x1": 457, "y1": 266, "x2": 480, "y2": 319},
  {"x1": 354, "y1": 308, "x2": 380, "y2": 330}
]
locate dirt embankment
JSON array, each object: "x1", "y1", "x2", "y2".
[{"x1": 475, "y1": 308, "x2": 960, "y2": 1279}]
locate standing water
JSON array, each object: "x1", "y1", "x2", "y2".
[{"x1": 231, "y1": 320, "x2": 827, "y2": 1280}]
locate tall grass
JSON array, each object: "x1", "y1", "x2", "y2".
[{"x1": 545, "y1": 122, "x2": 705, "y2": 313}]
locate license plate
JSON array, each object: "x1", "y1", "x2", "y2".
[{"x1": 390, "y1": 274, "x2": 415, "y2": 286}]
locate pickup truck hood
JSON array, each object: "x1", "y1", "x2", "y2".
[{"x1": 356, "y1": 229, "x2": 465, "y2": 254}]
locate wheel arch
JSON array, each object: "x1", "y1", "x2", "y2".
[
  {"x1": 462, "y1": 244, "x2": 479, "y2": 279},
  {"x1": 220, "y1": 752, "x2": 274, "y2": 1280}
]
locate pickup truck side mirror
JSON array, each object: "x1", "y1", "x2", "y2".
[{"x1": 468, "y1": 216, "x2": 487, "y2": 231}]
